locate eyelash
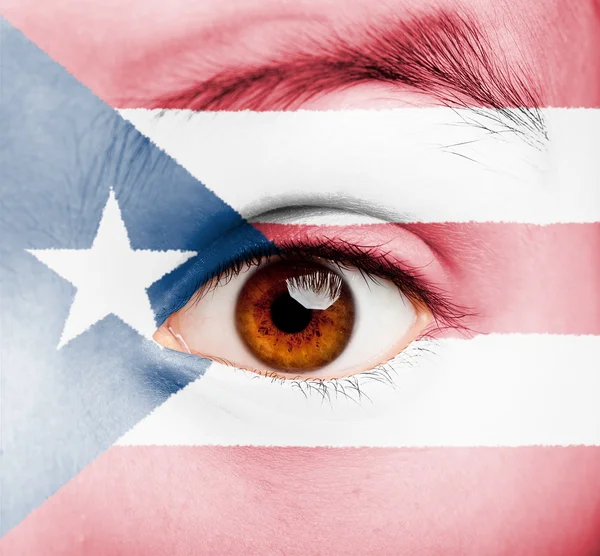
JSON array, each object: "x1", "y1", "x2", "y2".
[
  {"x1": 244, "y1": 338, "x2": 440, "y2": 405},
  {"x1": 189, "y1": 235, "x2": 471, "y2": 334},
  {"x1": 176, "y1": 235, "x2": 471, "y2": 398}
]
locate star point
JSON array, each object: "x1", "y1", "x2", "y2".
[{"x1": 28, "y1": 191, "x2": 196, "y2": 348}]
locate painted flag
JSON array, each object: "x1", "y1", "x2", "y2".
[
  {"x1": 0, "y1": 16, "x2": 271, "y2": 538},
  {"x1": 1, "y1": 1, "x2": 600, "y2": 554}
]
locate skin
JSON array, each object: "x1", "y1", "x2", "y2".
[
  {"x1": 1, "y1": 0, "x2": 599, "y2": 106},
  {"x1": 1, "y1": 0, "x2": 600, "y2": 554}
]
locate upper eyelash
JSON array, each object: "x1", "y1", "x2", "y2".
[{"x1": 189, "y1": 235, "x2": 474, "y2": 335}]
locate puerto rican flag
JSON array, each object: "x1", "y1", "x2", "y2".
[{"x1": 1, "y1": 1, "x2": 599, "y2": 554}]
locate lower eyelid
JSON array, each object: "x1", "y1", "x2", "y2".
[
  {"x1": 150, "y1": 339, "x2": 438, "y2": 439},
  {"x1": 204, "y1": 337, "x2": 436, "y2": 402}
]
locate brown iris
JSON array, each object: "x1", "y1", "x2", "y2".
[{"x1": 235, "y1": 261, "x2": 355, "y2": 372}]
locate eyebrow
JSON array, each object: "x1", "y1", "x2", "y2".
[{"x1": 144, "y1": 10, "x2": 547, "y2": 145}]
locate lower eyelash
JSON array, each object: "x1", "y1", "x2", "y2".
[{"x1": 236, "y1": 338, "x2": 439, "y2": 406}]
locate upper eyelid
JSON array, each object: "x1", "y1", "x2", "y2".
[
  {"x1": 248, "y1": 202, "x2": 411, "y2": 225},
  {"x1": 191, "y1": 238, "x2": 406, "y2": 296},
  {"x1": 185, "y1": 236, "x2": 472, "y2": 334}
]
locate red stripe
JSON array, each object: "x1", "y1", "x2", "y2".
[
  {"x1": 254, "y1": 222, "x2": 600, "y2": 336},
  {"x1": 3, "y1": 446, "x2": 600, "y2": 555},
  {"x1": 3, "y1": 0, "x2": 599, "y2": 108}
]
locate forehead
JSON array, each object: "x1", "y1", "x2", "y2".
[{"x1": 3, "y1": 0, "x2": 599, "y2": 106}]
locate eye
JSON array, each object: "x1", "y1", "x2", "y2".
[
  {"x1": 153, "y1": 242, "x2": 437, "y2": 380},
  {"x1": 235, "y1": 260, "x2": 356, "y2": 372}
]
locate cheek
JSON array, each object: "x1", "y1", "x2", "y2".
[{"x1": 4, "y1": 445, "x2": 600, "y2": 555}]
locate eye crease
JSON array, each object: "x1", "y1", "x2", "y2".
[{"x1": 153, "y1": 231, "x2": 466, "y2": 382}]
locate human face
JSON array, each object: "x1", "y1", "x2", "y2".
[{"x1": 1, "y1": 0, "x2": 599, "y2": 554}]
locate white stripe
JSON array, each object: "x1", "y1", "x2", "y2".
[
  {"x1": 119, "y1": 108, "x2": 599, "y2": 224},
  {"x1": 118, "y1": 334, "x2": 600, "y2": 447}
]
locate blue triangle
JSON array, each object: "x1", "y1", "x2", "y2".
[{"x1": 0, "y1": 18, "x2": 271, "y2": 534}]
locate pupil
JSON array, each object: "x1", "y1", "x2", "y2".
[{"x1": 270, "y1": 292, "x2": 313, "y2": 334}]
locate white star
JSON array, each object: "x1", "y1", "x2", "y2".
[{"x1": 28, "y1": 190, "x2": 196, "y2": 348}]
